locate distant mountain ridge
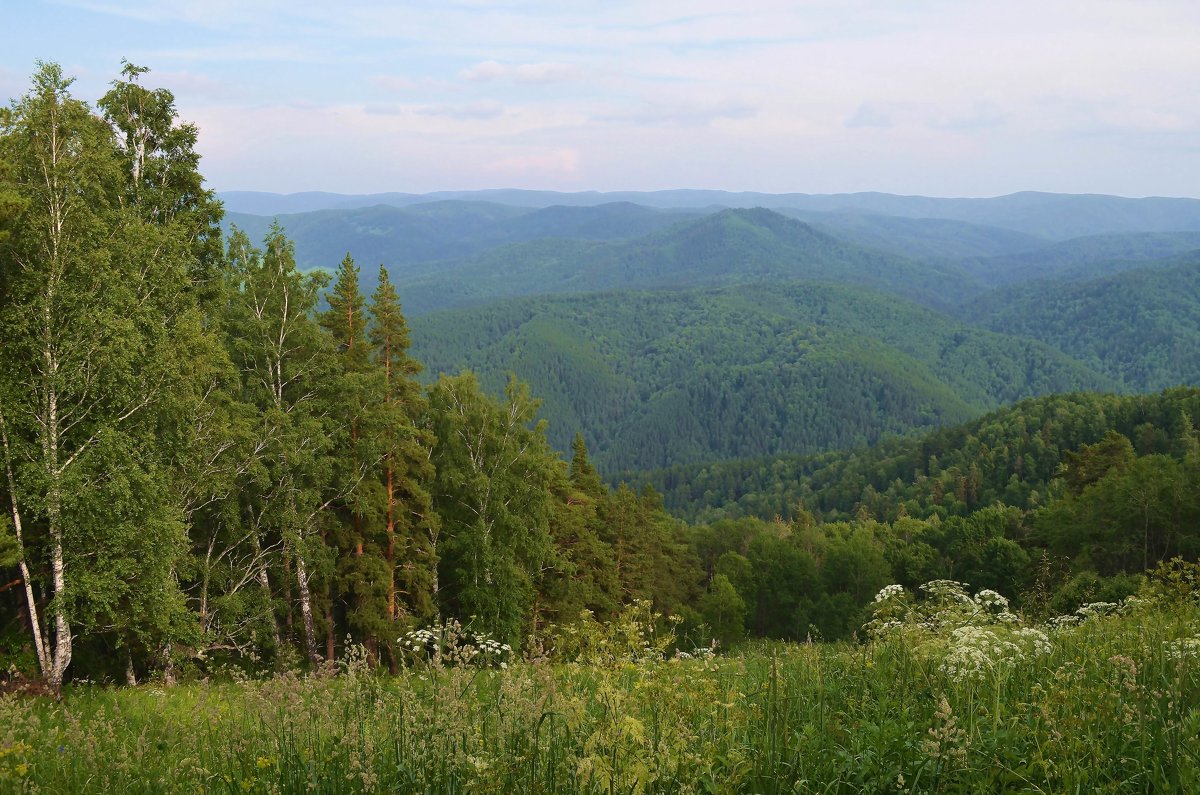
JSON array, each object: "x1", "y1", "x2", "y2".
[
  {"x1": 223, "y1": 201, "x2": 700, "y2": 275},
  {"x1": 219, "y1": 189, "x2": 1200, "y2": 239},
  {"x1": 393, "y1": 208, "x2": 986, "y2": 315}
]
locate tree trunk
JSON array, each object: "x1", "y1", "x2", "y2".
[
  {"x1": 293, "y1": 554, "x2": 321, "y2": 668},
  {"x1": 257, "y1": 565, "x2": 282, "y2": 655},
  {"x1": 0, "y1": 410, "x2": 49, "y2": 675},
  {"x1": 325, "y1": 591, "x2": 336, "y2": 665},
  {"x1": 386, "y1": 462, "x2": 396, "y2": 619}
]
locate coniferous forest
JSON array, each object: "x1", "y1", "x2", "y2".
[{"x1": 1, "y1": 63, "x2": 1199, "y2": 792}]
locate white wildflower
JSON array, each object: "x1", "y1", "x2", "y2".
[{"x1": 1163, "y1": 636, "x2": 1200, "y2": 661}]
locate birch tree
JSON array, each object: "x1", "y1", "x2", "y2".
[
  {"x1": 0, "y1": 63, "x2": 196, "y2": 690},
  {"x1": 425, "y1": 373, "x2": 556, "y2": 643},
  {"x1": 223, "y1": 226, "x2": 342, "y2": 668}
]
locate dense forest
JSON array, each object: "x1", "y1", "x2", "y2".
[
  {"x1": 410, "y1": 283, "x2": 1114, "y2": 470},
  {"x1": 2, "y1": 64, "x2": 1199, "y2": 694}
]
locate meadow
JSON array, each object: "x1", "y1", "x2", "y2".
[{"x1": 1, "y1": 578, "x2": 1197, "y2": 795}]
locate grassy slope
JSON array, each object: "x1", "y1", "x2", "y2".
[{"x1": 6, "y1": 596, "x2": 1197, "y2": 792}]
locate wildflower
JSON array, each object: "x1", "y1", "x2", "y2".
[
  {"x1": 874, "y1": 584, "x2": 906, "y2": 603},
  {"x1": 1076, "y1": 601, "x2": 1118, "y2": 620},
  {"x1": 1047, "y1": 614, "x2": 1081, "y2": 630},
  {"x1": 1163, "y1": 636, "x2": 1200, "y2": 660}
]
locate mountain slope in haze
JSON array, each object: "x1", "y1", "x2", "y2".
[
  {"x1": 223, "y1": 201, "x2": 700, "y2": 275},
  {"x1": 396, "y1": 208, "x2": 986, "y2": 315},
  {"x1": 962, "y1": 257, "x2": 1200, "y2": 390},
  {"x1": 961, "y1": 231, "x2": 1200, "y2": 286},
  {"x1": 410, "y1": 282, "x2": 1117, "y2": 472},
  {"x1": 219, "y1": 189, "x2": 1200, "y2": 239},
  {"x1": 776, "y1": 209, "x2": 1049, "y2": 261}
]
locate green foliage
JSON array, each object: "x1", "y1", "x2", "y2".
[
  {"x1": 546, "y1": 600, "x2": 679, "y2": 667},
  {"x1": 424, "y1": 374, "x2": 558, "y2": 644},
  {"x1": 697, "y1": 574, "x2": 746, "y2": 649},
  {"x1": 635, "y1": 388, "x2": 1200, "y2": 524}
]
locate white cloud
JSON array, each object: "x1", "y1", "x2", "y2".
[
  {"x1": 415, "y1": 101, "x2": 508, "y2": 120},
  {"x1": 460, "y1": 60, "x2": 581, "y2": 84}
]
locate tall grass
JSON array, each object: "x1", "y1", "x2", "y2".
[{"x1": 1, "y1": 598, "x2": 1197, "y2": 793}]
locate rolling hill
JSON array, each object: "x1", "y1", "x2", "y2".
[
  {"x1": 961, "y1": 256, "x2": 1200, "y2": 390},
  {"x1": 961, "y1": 231, "x2": 1200, "y2": 286},
  {"x1": 409, "y1": 282, "x2": 1117, "y2": 472}
]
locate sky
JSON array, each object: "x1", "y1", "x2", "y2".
[{"x1": 4, "y1": 0, "x2": 1200, "y2": 197}]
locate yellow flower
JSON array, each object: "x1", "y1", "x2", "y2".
[
  {"x1": 14, "y1": 763, "x2": 29, "y2": 777},
  {"x1": 256, "y1": 756, "x2": 274, "y2": 769}
]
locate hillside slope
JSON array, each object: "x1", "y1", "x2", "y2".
[
  {"x1": 626, "y1": 388, "x2": 1200, "y2": 523},
  {"x1": 961, "y1": 257, "x2": 1200, "y2": 390},
  {"x1": 410, "y1": 282, "x2": 1116, "y2": 472},
  {"x1": 223, "y1": 201, "x2": 699, "y2": 275}
]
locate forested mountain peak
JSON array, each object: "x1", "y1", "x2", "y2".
[{"x1": 393, "y1": 205, "x2": 984, "y2": 315}]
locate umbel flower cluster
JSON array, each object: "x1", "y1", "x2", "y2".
[
  {"x1": 398, "y1": 619, "x2": 512, "y2": 669},
  {"x1": 866, "y1": 580, "x2": 1051, "y2": 682}
]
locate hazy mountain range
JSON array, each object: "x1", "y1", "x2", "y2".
[{"x1": 218, "y1": 189, "x2": 1200, "y2": 473}]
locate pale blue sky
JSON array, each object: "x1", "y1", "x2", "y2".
[{"x1": 5, "y1": 0, "x2": 1200, "y2": 197}]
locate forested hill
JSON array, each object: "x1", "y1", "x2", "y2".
[
  {"x1": 410, "y1": 282, "x2": 1116, "y2": 472},
  {"x1": 963, "y1": 256, "x2": 1200, "y2": 390},
  {"x1": 394, "y1": 208, "x2": 984, "y2": 314},
  {"x1": 626, "y1": 388, "x2": 1200, "y2": 524}
]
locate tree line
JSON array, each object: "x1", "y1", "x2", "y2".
[{"x1": 0, "y1": 64, "x2": 715, "y2": 689}]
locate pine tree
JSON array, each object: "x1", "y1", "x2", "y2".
[
  {"x1": 319, "y1": 254, "x2": 392, "y2": 655},
  {"x1": 369, "y1": 267, "x2": 438, "y2": 625}
]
